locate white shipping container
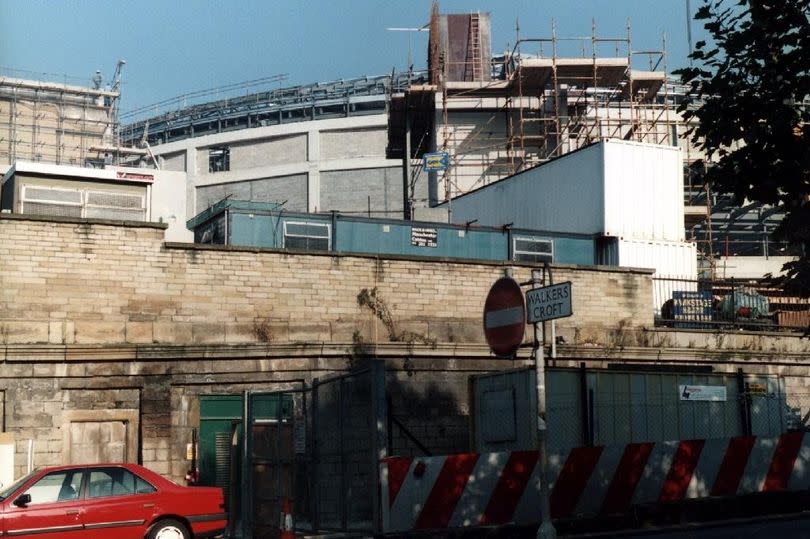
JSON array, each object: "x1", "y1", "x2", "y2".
[
  {"x1": 602, "y1": 140, "x2": 683, "y2": 241},
  {"x1": 615, "y1": 238, "x2": 697, "y2": 279},
  {"x1": 446, "y1": 139, "x2": 684, "y2": 242},
  {"x1": 611, "y1": 237, "x2": 698, "y2": 314}
]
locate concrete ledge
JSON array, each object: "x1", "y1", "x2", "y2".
[
  {"x1": 163, "y1": 241, "x2": 655, "y2": 275},
  {"x1": 0, "y1": 213, "x2": 168, "y2": 229}
]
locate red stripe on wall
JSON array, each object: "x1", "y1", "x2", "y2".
[
  {"x1": 763, "y1": 431, "x2": 805, "y2": 492},
  {"x1": 550, "y1": 446, "x2": 604, "y2": 519},
  {"x1": 479, "y1": 450, "x2": 540, "y2": 525},
  {"x1": 711, "y1": 436, "x2": 756, "y2": 497},
  {"x1": 659, "y1": 439, "x2": 705, "y2": 502},
  {"x1": 600, "y1": 443, "x2": 655, "y2": 515},
  {"x1": 415, "y1": 453, "x2": 480, "y2": 529},
  {"x1": 385, "y1": 457, "x2": 413, "y2": 508}
]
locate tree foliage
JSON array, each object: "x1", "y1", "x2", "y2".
[{"x1": 677, "y1": 0, "x2": 810, "y2": 295}]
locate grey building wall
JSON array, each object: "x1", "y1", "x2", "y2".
[
  {"x1": 230, "y1": 134, "x2": 308, "y2": 170},
  {"x1": 159, "y1": 152, "x2": 187, "y2": 172},
  {"x1": 320, "y1": 168, "x2": 402, "y2": 217},
  {"x1": 144, "y1": 115, "x2": 407, "y2": 220},
  {"x1": 197, "y1": 174, "x2": 309, "y2": 212},
  {"x1": 320, "y1": 128, "x2": 387, "y2": 160}
]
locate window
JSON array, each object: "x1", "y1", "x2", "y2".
[
  {"x1": 283, "y1": 221, "x2": 330, "y2": 251},
  {"x1": 24, "y1": 470, "x2": 82, "y2": 505},
  {"x1": 209, "y1": 147, "x2": 230, "y2": 173},
  {"x1": 85, "y1": 191, "x2": 145, "y2": 221},
  {"x1": 21, "y1": 186, "x2": 83, "y2": 218},
  {"x1": 513, "y1": 236, "x2": 553, "y2": 263},
  {"x1": 21, "y1": 186, "x2": 146, "y2": 221},
  {"x1": 87, "y1": 468, "x2": 155, "y2": 499}
]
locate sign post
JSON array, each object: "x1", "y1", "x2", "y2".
[
  {"x1": 483, "y1": 266, "x2": 573, "y2": 539},
  {"x1": 526, "y1": 265, "x2": 572, "y2": 539}
]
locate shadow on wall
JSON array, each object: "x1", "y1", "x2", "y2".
[{"x1": 386, "y1": 372, "x2": 470, "y2": 457}]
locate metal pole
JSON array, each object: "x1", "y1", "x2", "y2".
[
  {"x1": 311, "y1": 378, "x2": 321, "y2": 532},
  {"x1": 403, "y1": 108, "x2": 412, "y2": 220},
  {"x1": 242, "y1": 390, "x2": 253, "y2": 539},
  {"x1": 370, "y1": 361, "x2": 388, "y2": 534},
  {"x1": 531, "y1": 268, "x2": 557, "y2": 539}
]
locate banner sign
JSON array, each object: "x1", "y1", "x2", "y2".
[{"x1": 679, "y1": 384, "x2": 727, "y2": 402}]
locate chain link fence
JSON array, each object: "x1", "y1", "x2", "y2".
[{"x1": 472, "y1": 368, "x2": 808, "y2": 455}]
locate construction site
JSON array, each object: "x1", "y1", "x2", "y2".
[
  {"x1": 2, "y1": 4, "x2": 810, "y2": 539},
  {"x1": 0, "y1": 62, "x2": 150, "y2": 169},
  {"x1": 386, "y1": 7, "x2": 791, "y2": 280},
  {"x1": 0, "y1": 5, "x2": 802, "y2": 305}
]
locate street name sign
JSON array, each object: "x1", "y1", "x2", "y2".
[
  {"x1": 483, "y1": 277, "x2": 525, "y2": 357},
  {"x1": 526, "y1": 281, "x2": 572, "y2": 324},
  {"x1": 423, "y1": 151, "x2": 450, "y2": 171}
]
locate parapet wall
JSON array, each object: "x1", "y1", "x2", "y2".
[{"x1": 0, "y1": 215, "x2": 653, "y2": 348}]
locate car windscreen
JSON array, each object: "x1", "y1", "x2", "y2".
[{"x1": 0, "y1": 470, "x2": 38, "y2": 500}]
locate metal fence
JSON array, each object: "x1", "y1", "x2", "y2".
[
  {"x1": 653, "y1": 276, "x2": 810, "y2": 332},
  {"x1": 310, "y1": 362, "x2": 386, "y2": 534},
  {"x1": 472, "y1": 367, "x2": 805, "y2": 456}
]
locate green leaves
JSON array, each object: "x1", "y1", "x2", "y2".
[{"x1": 682, "y1": 0, "x2": 810, "y2": 294}]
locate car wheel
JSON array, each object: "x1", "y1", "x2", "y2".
[{"x1": 147, "y1": 518, "x2": 189, "y2": 539}]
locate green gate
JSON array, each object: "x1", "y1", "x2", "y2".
[{"x1": 199, "y1": 392, "x2": 296, "y2": 539}]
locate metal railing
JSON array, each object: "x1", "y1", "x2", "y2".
[
  {"x1": 653, "y1": 276, "x2": 810, "y2": 332},
  {"x1": 120, "y1": 71, "x2": 428, "y2": 146}
]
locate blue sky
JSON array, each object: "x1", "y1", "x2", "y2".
[{"x1": 1, "y1": 1, "x2": 701, "y2": 115}]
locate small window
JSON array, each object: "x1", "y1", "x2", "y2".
[
  {"x1": 513, "y1": 236, "x2": 553, "y2": 263},
  {"x1": 283, "y1": 221, "x2": 330, "y2": 251},
  {"x1": 87, "y1": 467, "x2": 156, "y2": 499},
  {"x1": 21, "y1": 186, "x2": 83, "y2": 218},
  {"x1": 24, "y1": 470, "x2": 82, "y2": 505},
  {"x1": 209, "y1": 147, "x2": 230, "y2": 173}
]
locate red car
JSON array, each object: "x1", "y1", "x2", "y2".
[{"x1": 0, "y1": 463, "x2": 227, "y2": 538}]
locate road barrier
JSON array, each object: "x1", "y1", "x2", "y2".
[{"x1": 381, "y1": 431, "x2": 810, "y2": 533}]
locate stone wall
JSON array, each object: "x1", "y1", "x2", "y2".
[
  {"x1": 0, "y1": 214, "x2": 653, "y2": 482},
  {"x1": 0, "y1": 214, "x2": 653, "y2": 349},
  {"x1": 1, "y1": 215, "x2": 808, "y2": 486}
]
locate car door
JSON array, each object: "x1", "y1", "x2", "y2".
[
  {"x1": 80, "y1": 466, "x2": 159, "y2": 539},
  {"x1": 2, "y1": 469, "x2": 85, "y2": 538}
]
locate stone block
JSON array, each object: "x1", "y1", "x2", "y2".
[
  {"x1": 48, "y1": 321, "x2": 64, "y2": 344},
  {"x1": 0, "y1": 321, "x2": 49, "y2": 344},
  {"x1": 191, "y1": 323, "x2": 225, "y2": 344},
  {"x1": 153, "y1": 323, "x2": 193, "y2": 344},
  {"x1": 288, "y1": 323, "x2": 331, "y2": 342},
  {"x1": 74, "y1": 321, "x2": 124, "y2": 344},
  {"x1": 225, "y1": 323, "x2": 255, "y2": 344},
  {"x1": 126, "y1": 322, "x2": 153, "y2": 344}
]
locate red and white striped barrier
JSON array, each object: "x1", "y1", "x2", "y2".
[{"x1": 381, "y1": 431, "x2": 810, "y2": 533}]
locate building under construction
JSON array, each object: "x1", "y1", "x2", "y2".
[
  {"x1": 0, "y1": 72, "x2": 122, "y2": 169},
  {"x1": 1, "y1": 5, "x2": 783, "y2": 280},
  {"x1": 387, "y1": 6, "x2": 791, "y2": 277}
]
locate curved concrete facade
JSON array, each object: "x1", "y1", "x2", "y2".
[{"x1": 146, "y1": 114, "x2": 418, "y2": 221}]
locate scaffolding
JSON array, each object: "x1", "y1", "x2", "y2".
[
  {"x1": 405, "y1": 17, "x2": 678, "y2": 205},
  {"x1": 388, "y1": 11, "x2": 792, "y2": 276},
  {"x1": 0, "y1": 76, "x2": 120, "y2": 168},
  {"x1": 497, "y1": 21, "x2": 670, "y2": 174}
]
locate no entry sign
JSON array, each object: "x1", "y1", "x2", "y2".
[{"x1": 483, "y1": 277, "x2": 526, "y2": 357}]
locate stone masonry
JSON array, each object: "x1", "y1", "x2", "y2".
[{"x1": 1, "y1": 214, "x2": 809, "y2": 483}]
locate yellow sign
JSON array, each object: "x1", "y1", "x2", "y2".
[{"x1": 746, "y1": 382, "x2": 768, "y2": 396}]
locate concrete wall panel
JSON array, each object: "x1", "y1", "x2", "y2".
[
  {"x1": 230, "y1": 134, "x2": 307, "y2": 170},
  {"x1": 160, "y1": 151, "x2": 187, "y2": 172},
  {"x1": 320, "y1": 168, "x2": 402, "y2": 218},
  {"x1": 196, "y1": 174, "x2": 309, "y2": 213},
  {"x1": 320, "y1": 128, "x2": 387, "y2": 160}
]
